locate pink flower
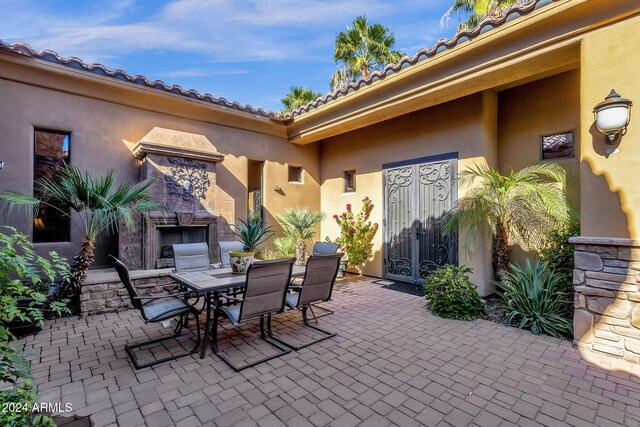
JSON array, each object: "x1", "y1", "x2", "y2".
[
  {"x1": 346, "y1": 204, "x2": 352, "y2": 211},
  {"x1": 333, "y1": 214, "x2": 339, "y2": 220}
]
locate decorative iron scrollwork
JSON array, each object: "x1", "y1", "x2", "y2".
[
  {"x1": 164, "y1": 157, "x2": 210, "y2": 200},
  {"x1": 419, "y1": 162, "x2": 450, "y2": 201}
]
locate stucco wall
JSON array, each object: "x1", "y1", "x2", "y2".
[
  {"x1": 0, "y1": 61, "x2": 320, "y2": 267},
  {"x1": 319, "y1": 93, "x2": 496, "y2": 295},
  {"x1": 497, "y1": 69, "x2": 581, "y2": 265},
  {"x1": 579, "y1": 15, "x2": 640, "y2": 240}
]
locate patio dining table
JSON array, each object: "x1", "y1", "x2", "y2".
[{"x1": 170, "y1": 265, "x2": 306, "y2": 358}]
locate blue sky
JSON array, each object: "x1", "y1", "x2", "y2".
[{"x1": 1, "y1": 0, "x2": 468, "y2": 112}]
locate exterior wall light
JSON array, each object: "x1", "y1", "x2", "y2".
[
  {"x1": 273, "y1": 185, "x2": 282, "y2": 191},
  {"x1": 593, "y1": 89, "x2": 633, "y2": 143},
  {"x1": 0, "y1": 161, "x2": 4, "y2": 169}
]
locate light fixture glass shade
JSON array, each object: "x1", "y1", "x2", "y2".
[
  {"x1": 593, "y1": 89, "x2": 632, "y2": 141},
  {"x1": 595, "y1": 105, "x2": 631, "y2": 134}
]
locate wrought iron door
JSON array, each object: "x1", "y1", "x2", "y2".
[{"x1": 383, "y1": 153, "x2": 458, "y2": 283}]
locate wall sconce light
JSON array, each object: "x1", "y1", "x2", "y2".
[
  {"x1": 273, "y1": 185, "x2": 282, "y2": 192},
  {"x1": 0, "y1": 161, "x2": 4, "y2": 169},
  {"x1": 593, "y1": 89, "x2": 633, "y2": 143},
  {"x1": 34, "y1": 218, "x2": 46, "y2": 231},
  {"x1": 182, "y1": 180, "x2": 191, "y2": 191}
]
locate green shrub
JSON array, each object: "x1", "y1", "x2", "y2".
[
  {"x1": 1, "y1": 227, "x2": 70, "y2": 426},
  {"x1": 498, "y1": 259, "x2": 573, "y2": 337},
  {"x1": 423, "y1": 265, "x2": 485, "y2": 321},
  {"x1": 273, "y1": 235, "x2": 297, "y2": 257},
  {"x1": 333, "y1": 197, "x2": 378, "y2": 272},
  {"x1": 539, "y1": 221, "x2": 579, "y2": 295}
]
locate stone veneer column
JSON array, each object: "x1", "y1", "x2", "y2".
[{"x1": 570, "y1": 237, "x2": 640, "y2": 364}]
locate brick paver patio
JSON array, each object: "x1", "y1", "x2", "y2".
[{"x1": 22, "y1": 276, "x2": 640, "y2": 427}]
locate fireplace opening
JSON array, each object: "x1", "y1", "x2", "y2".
[{"x1": 156, "y1": 226, "x2": 208, "y2": 268}]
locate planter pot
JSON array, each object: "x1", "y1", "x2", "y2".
[
  {"x1": 5, "y1": 298, "x2": 41, "y2": 338},
  {"x1": 229, "y1": 251, "x2": 254, "y2": 274}
]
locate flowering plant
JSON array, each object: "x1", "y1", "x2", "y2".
[{"x1": 333, "y1": 197, "x2": 378, "y2": 272}]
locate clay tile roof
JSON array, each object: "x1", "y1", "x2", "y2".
[
  {"x1": 284, "y1": 0, "x2": 553, "y2": 119},
  {"x1": 0, "y1": 40, "x2": 280, "y2": 120},
  {"x1": 0, "y1": 0, "x2": 552, "y2": 122}
]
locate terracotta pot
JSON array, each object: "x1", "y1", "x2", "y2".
[{"x1": 229, "y1": 251, "x2": 254, "y2": 274}]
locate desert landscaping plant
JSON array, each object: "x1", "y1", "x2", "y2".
[
  {"x1": 423, "y1": 265, "x2": 485, "y2": 321},
  {"x1": 444, "y1": 163, "x2": 571, "y2": 279},
  {"x1": 231, "y1": 216, "x2": 275, "y2": 252},
  {"x1": 275, "y1": 208, "x2": 325, "y2": 265},
  {"x1": 498, "y1": 259, "x2": 573, "y2": 337},
  {"x1": 0, "y1": 165, "x2": 160, "y2": 312},
  {"x1": 333, "y1": 197, "x2": 378, "y2": 272}
]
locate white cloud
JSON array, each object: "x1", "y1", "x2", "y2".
[
  {"x1": 2, "y1": 0, "x2": 433, "y2": 63},
  {"x1": 163, "y1": 68, "x2": 249, "y2": 78}
]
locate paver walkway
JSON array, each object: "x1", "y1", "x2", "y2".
[{"x1": 23, "y1": 276, "x2": 640, "y2": 427}]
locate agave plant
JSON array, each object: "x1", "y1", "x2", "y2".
[
  {"x1": 497, "y1": 259, "x2": 573, "y2": 337},
  {"x1": 275, "y1": 208, "x2": 325, "y2": 265},
  {"x1": 231, "y1": 216, "x2": 274, "y2": 252}
]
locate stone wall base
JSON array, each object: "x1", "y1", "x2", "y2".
[
  {"x1": 571, "y1": 236, "x2": 640, "y2": 364},
  {"x1": 80, "y1": 268, "x2": 176, "y2": 314}
]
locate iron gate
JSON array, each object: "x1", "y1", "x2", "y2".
[{"x1": 383, "y1": 153, "x2": 458, "y2": 283}]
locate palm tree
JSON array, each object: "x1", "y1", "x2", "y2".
[
  {"x1": 441, "y1": 0, "x2": 523, "y2": 30},
  {"x1": 281, "y1": 86, "x2": 323, "y2": 113},
  {"x1": 0, "y1": 164, "x2": 161, "y2": 310},
  {"x1": 331, "y1": 15, "x2": 405, "y2": 91},
  {"x1": 274, "y1": 208, "x2": 326, "y2": 265},
  {"x1": 443, "y1": 163, "x2": 572, "y2": 279}
]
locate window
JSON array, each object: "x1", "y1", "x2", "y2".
[
  {"x1": 34, "y1": 129, "x2": 70, "y2": 242},
  {"x1": 344, "y1": 170, "x2": 356, "y2": 193},
  {"x1": 541, "y1": 131, "x2": 574, "y2": 160},
  {"x1": 288, "y1": 165, "x2": 303, "y2": 183}
]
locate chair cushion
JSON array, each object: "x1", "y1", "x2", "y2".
[
  {"x1": 143, "y1": 299, "x2": 191, "y2": 322},
  {"x1": 219, "y1": 305, "x2": 241, "y2": 325},
  {"x1": 285, "y1": 292, "x2": 300, "y2": 309}
]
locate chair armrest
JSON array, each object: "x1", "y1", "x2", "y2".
[
  {"x1": 135, "y1": 291, "x2": 193, "y2": 301},
  {"x1": 134, "y1": 283, "x2": 170, "y2": 289},
  {"x1": 218, "y1": 292, "x2": 242, "y2": 303}
]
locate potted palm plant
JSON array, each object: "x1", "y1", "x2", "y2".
[{"x1": 229, "y1": 215, "x2": 274, "y2": 274}]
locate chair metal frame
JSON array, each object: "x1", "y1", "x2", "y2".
[
  {"x1": 211, "y1": 258, "x2": 295, "y2": 372},
  {"x1": 269, "y1": 253, "x2": 342, "y2": 350},
  {"x1": 308, "y1": 242, "x2": 341, "y2": 319},
  {"x1": 110, "y1": 256, "x2": 202, "y2": 369}
]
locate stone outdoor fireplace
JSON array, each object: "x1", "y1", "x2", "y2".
[{"x1": 118, "y1": 127, "x2": 228, "y2": 270}]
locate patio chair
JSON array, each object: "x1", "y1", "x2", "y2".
[
  {"x1": 312, "y1": 241, "x2": 340, "y2": 255},
  {"x1": 218, "y1": 241, "x2": 244, "y2": 267},
  {"x1": 172, "y1": 242, "x2": 213, "y2": 272},
  {"x1": 307, "y1": 241, "x2": 340, "y2": 318},
  {"x1": 212, "y1": 258, "x2": 295, "y2": 372},
  {"x1": 110, "y1": 256, "x2": 201, "y2": 369},
  {"x1": 269, "y1": 253, "x2": 343, "y2": 350}
]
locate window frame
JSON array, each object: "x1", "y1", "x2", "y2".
[
  {"x1": 344, "y1": 169, "x2": 356, "y2": 193},
  {"x1": 287, "y1": 165, "x2": 303, "y2": 184},
  {"x1": 33, "y1": 128, "x2": 72, "y2": 243},
  {"x1": 540, "y1": 130, "x2": 575, "y2": 161}
]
